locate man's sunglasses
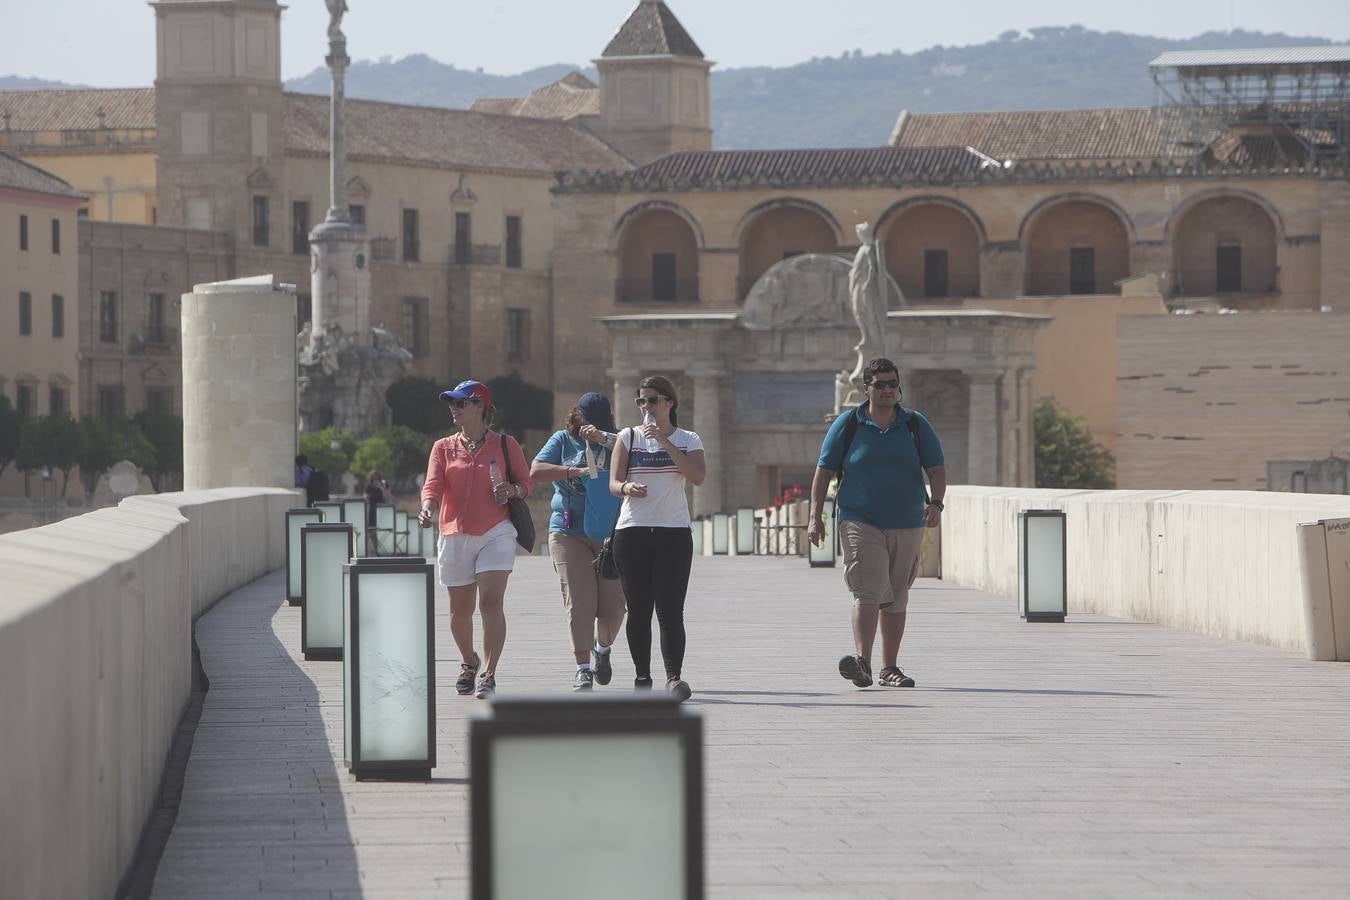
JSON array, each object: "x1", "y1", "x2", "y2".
[
  {"x1": 867, "y1": 379, "x2": 900, "y2": 390},
  {"x1": 634, "y1": 396, "x2": 668, "y2": 407},
  {"x1": 449, "y1": 398, "x2": 481, "y2": 409}
]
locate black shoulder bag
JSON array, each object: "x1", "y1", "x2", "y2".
[
  {"x1": 500, "y1": 433, "x2": 536, "y2": 553},
  {"x1": 593, "y1": 428, "x2": 634, "y2": 580}
]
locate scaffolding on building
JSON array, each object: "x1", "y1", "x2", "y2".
[{"x1": 1150, "y1": 47, "x2": 1350, "y2": 164}]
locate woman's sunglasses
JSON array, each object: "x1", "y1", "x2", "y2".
[
  {"x1": 449, "y1": 398, "x2": 481, "y2": 409},
  {"x1": 634, "y1": 395, "x2": 667, "y2": 407}
]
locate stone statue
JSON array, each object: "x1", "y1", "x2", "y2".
[
  {"x1": 325, "y1": 0, "x2": 348, "y2": 43},
  {"x1": 835, "y1": 222, "x2": 891, "y2": 409},
  {"x1": 847, "y1": 221, "x2": 889, "y2": 383}
]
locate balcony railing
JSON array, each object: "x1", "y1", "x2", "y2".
[
  {"x1": 370, "y1": 237, "x2": 396, "y2": 261},
  {"x1": 616, "y1": 278, "x2": 700, "y2": 304},
  {"x1": 450, "y1": 244, "x2": 502, "y2": 267}
]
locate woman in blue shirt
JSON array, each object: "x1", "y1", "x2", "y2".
[{"x1": 530, "y1": 392, "x2": 626, "y2": 691}]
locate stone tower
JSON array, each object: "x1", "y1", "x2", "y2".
[
  {"x1": 591, "y1": 1, "x2": 713, "y2": 165},
  {"x1": 151, "y1": 0, "x2": 286, "y2": 245}
]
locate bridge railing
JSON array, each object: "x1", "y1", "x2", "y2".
[
  {"x1": 940, "y1": 486, "x2": 1350, "y2": 653},
  {"x1": 0, "y1": 488, "x2": 298, "y2": 900}
]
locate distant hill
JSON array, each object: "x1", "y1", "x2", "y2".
[
  {"x1": 282, "y1": 28, "x2": 1340, "y2": 150},
  {"x1": 6, "y1": 28, "x2": 1343, "y2": 150},
  {"x1": 0, "y1": 75, "x2": 84, "y2": 90}
]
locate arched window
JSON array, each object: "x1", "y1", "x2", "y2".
[
  {"x1": 737, "y1": 203, "x2": 839, "y2": 300},
  {"x1": 1171, "y1": 195, "x2": 1278, "y2": 297},
  {"x1": 880, "y1": 202, "x2": 982, "y2": 300},
  {"x1": 616, "y1": 207, "x2": 700, "y2": 303},
  {"x1": 1023, "y1": 199, "x2": 1131, "y2": 296}
]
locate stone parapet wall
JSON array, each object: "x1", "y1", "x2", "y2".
[
  {"x1": 940, "y1": 486, "x2": 1350, "y2": 652},
  {"x1": 0, "y1": 488, "x2": 297, "y2": 899}
]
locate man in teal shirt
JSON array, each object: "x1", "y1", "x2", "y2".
[{"x1": 807, "y1": 358, "x2": 947, "y2": 689}]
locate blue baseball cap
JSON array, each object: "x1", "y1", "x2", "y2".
[
  {"x1": 440, "y1": 380, "x2": 490, "y2": 405},
  {"x1": 577, "y1": 392, "x2": 616, "y2": 432}
]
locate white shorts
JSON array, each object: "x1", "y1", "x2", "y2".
[{"x1": 436, "y1": 519, "x2": 518, "y2": 588}]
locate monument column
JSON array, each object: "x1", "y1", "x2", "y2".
[
  {"x1": 609, "y1": 368, "x2": 641, "y2": 416},
  {"x1": 182, "y1": 275, "x2": 296, "y2": 490},
  {"x1": 966, "y1": 371, "x2": 1001, "y2": 486},
  {"x1": 308, "y1": 1, "x2": 371, "y2": 342},
  {"x1": 690, "y1": 369, "x2": 724, "y2": 517},
  {"x1": 1018, "y1": 367, "x2": 1036, "y2": 487}
]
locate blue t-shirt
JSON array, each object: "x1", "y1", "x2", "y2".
[
  {"x1": 817, "y1": 403, "x2": 944, "y2": 530},
  {"x1": 533, "y1": 430, "x2": 611, "y2": 537}
]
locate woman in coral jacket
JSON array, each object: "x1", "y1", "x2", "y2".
[{"x1": 418, "y1": 380, "x2": 533, "y2": 700}]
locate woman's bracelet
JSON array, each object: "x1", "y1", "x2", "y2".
[{"x1": 620, "y1": 481, "x2": 628, "y2": 496}]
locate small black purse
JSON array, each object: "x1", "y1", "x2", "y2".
[
  {"x1": 500, "y1": 433, "x2": 536, "y2": 553},
  {"x1": 593, "y1": 428, "x2": 633, "y2": 580}
]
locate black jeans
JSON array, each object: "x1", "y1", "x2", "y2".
[{"x1": 612, "y1": 526, "x2": 693, "y2": 681}]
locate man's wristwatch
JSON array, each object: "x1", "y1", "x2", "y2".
[{"x1": 927, "y1": 499, "x2": 944, "y2": 511}]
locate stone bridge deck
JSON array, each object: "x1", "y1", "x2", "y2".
[{"x1": 152, "y1": 557, "x2": 1350, "y2": 898}]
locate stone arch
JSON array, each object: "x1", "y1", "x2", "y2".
[
  {"x1": 1169, "y1": 191, "x2": 1280, "y2": 297},
  {"x1": 615, "y1": 202, "x2": 702, "y2": 303},
  {"x1": 1020, "y1": 194, "x2": 1134, "y2": 296},
  {"x1": 735, "y1": 198, "x2": 844, "y2": 301},
  {"x1": 613, "y1": 199, "x2": 705, "y2": 250},
  {"x1": 877, "y1": 196, "x2": 986, "y2": 300}
]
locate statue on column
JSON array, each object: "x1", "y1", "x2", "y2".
[
  {"x1": 325, "y1": 0, "x2": 348, "y2": 43},
  {"x1": 836, "y1": 221, "x2": 891, "y2": 410}
]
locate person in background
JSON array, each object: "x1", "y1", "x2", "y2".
[
  {"x1": 531, "y1": 392, "x2": 626, "y2": 691},
  {"x1": 306, "y1": 468, "x2": 330, "y2": 506},
  {"x1": 294, "y1": 454, "x2": 314, "y2": 490},
  {"x1": 364, "y1": 469, "x2": 391, "y2": 554},
  {"x1": 806, "y1": 358, "x2": 946, "y2": 690},
  {"x1": 418, "y1": 380, "x2": 533, "y2": 700},
  {"x1": 608, "y1": 375, "x2": 705, "y2": 702}
]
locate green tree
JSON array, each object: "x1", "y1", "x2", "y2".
[
  {"x1": 116, "y1": 420, "x2": 157, "y2": 478},
  {"x1": 487, "y1": 374, "x2": 553, "y2": 443},
  {"x1": 374, "y1": 425, "x2": 434, "y2": 489},
  {"x1": 298, "y1": 427, "x2": 356, "y2": 480},
  {"x1": 0, "y1": 396, "x2": 19, "y2": 481},
  {"x1": 386, "y1": 376, "x2": 449, "y2": 435},
  {"x1": 15, "y1": 417, "x2": 51, "y2": 487},
  {"x1": 43, "y1": 416, "x2": 83, "y2": 495},
  {"x1": 351, "y1": 435, "x2": 394, "y2": 482},
  {"x1": 77, "y1": 418, "x2": 119, "y2": 497},
  {"x1": 133, "y1": 412, "x2": 183, "y2": 491},
  {"x1": 1034, "y1": 397, "x2": 1115, "y2": 489}
]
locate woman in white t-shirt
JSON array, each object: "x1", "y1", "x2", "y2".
[{"x1": 609, "y1": 375, "x2": 706, "y2": 701}]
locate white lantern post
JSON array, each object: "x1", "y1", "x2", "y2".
[
  {"x1": 1018, "y1": 510, "x2": 1067, "y2": 622},
  {"x1": 286, "y1": 508, "x2": 325, "y2": 606}
]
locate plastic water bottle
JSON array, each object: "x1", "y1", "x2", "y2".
[
  {"x1": 643, "y1": 409, "x2": 658, "y2": 453},
  {"x1": 488, "y1": 458, "x2": 506, "y2": 505}
]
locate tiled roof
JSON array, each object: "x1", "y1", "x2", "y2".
[
  {"x1": 602, "y1": 1, "x2": 704, "y2": 59},
  {"x1": 1151, "y1": 47, "x2": 1350, "y2": 68},
  {"x1": 891, "y1": 107, "x2": 1173, "y2": 160},
  {"x1": 0, "y1": 87, "x2": 156, "y2": 131},
  {"x1": 468, "y1": 72, "x2": 599, "y2": 122},
  {"x1": 1204, "y1": 130, "x2": 1312, "y2": 167},
  {"x1": 0, "y1": 151, "x2": 85, "y2": 199},
  {"x1": 283, "y1": 93, "x2": 631, "y2": 173},
  {"x1": 555, "y1": 146, "x2": 988, "y2": 192}
]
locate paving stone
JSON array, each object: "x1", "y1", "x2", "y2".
[{"x1": 152, "y1": 557, "x2": 1350, "y2": 898}]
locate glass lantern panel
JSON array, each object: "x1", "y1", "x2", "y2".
[
  {"x1": 395, "y1": 511, "x2": 409, "y2": 554},
  {"x1": 357, "y1": 571, "x2": 430, "y2": 762},
  {"x1": 808, "y1": 505, "x2": 834, "y2": 565},
  {"x1": 1025, "y1": 515, "x2": 1065, "y2": 614},
  {"x1": 315, "y1": 501, "x2": 341, "y2": 522},
  {"x1": 492, "y1": 734, "x2": 684, "y2": 900},
  {"x1": 712, "y1": 514, "x2": 729, "y2": 554},
  {"x1": 304, "y1": 530, "x2": 348, "y2": 649},
  {"x1": 342, "y1": 499, "x2": 366, "y2": 548},
  {"x1": 736, "y1": 509, "x2": 755, "y2": 554},
  {"x1": 343, "y1": 568, "x2": 352, "y2": 764},
  {"x1": 1018, "y1": 515, "x2": 1027, "y2": 616},
  {"x1": 421, "y1": 524, "x2": 437, "y2": 561},
  {"x1": 288, "y1": 512, "x2": 322, "y2": 598},
  {"x1": 690, "y1": 522, "x2": 704, "y2": 557}
]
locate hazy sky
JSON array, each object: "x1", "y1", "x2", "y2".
[{"x1": 2, "y1": 0, "x2": 1348, "y2": 87}]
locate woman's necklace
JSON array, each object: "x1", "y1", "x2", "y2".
[{"x1": 461, "y1": 431, "x2": 486, "y2": 454}]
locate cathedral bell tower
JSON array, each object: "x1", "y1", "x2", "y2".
[
  {"x1": 151, "y1": 0, "x2": 285, "y2": 246},
  {"x1": 592, "y1": 1, "x2": 713, "y2": 165}
]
